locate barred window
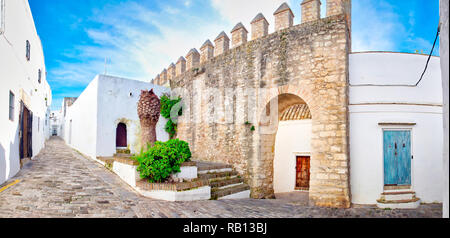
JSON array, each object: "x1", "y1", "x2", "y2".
[
  {"x1": 26, "y1": 40, "x2": 31, "y2": 61},
  {"x1": 9, "y1": 91, "x2": 14, "y2": 121}
]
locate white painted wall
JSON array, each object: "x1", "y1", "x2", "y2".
[
  {"x1": 0, "y1": 0, "x2": 51, "y2": 185},
  {"x1": 273, "y1": 120, "x2": 312, "y2": 193},
  {"x1": 96, "y1": 75, "x2": 170, "y2": 156},
  {"x1": 64, "y1": 75, "x2": 170, "y2": 159},
  {"x1": 49, "y1": 110, "x2": 62, "y2": 136},
  {"x1": 349, "y1": 52, "x2": 443, "y2": 204},
  {"x1": 440, "y1": 0, "x2": 449, "y2": 218},
  {"x1": 64, "y1": 78, "x2": 98, "y2": 159}
]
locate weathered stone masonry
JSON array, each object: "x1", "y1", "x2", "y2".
[{"x1": 157, "y1": 0, "x2": 352, "y2": 208}]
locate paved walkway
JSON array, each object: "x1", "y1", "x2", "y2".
[{"x1": 0, "y1": 137, "x2": 442, "y2": 218}]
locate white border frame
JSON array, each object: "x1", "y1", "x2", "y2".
[{"x1": 380, "y1": 126, "x2": 415, "y2": 191}]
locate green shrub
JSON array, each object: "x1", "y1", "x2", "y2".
[
  {"x1": 160, "y1": 94, "x2": 182, "y2": 138},
  {"x1": 134, "y1": 139, "x2": 191, "y2": 183}
]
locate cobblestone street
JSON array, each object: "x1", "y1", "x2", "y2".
[{"x1": 0, "y1": 137, "x2": 442, "y2": 218}]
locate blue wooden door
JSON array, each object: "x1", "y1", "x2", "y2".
[{"x1": 383, "y1": 130, "x2": 411, "y2": 186}]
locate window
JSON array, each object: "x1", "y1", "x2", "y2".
[
  {"x1": 0, "y1": 0, "x2": 5, "y2": 35},
  {"x1": 9, "y1": 91, "x2": 14, "y2": 121},
  {"x1": 26, "y1": 40, "x2": 31, "y2": 61},
  {"x1": 38, "y1": 69, "x2": 41, "y2": 84}
]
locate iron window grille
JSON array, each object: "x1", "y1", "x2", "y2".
[
  {"x1": 26, "y1": 40, "x2": 31, "y2": 61},
  {"x1": 9, "y1": 91, "x2": 14, "y2": 121}
]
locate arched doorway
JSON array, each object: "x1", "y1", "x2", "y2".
[
  {"x1": 257, "y1": 93, "x2": 312, "y2": 198},
  {"x1": 252, "y1": 84, "x2": 351, "y2": 208},
  {"x1": 274, "y1": 104, "x2": 312, "y2": 193},
  {"x1": 116, "y1": 123, "x2": 127, "y2": 148}
]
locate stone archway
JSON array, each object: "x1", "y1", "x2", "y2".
[
  {"x1": 273, "y1": 104, "x2": 312, "y2": 194},
  {"x1": 253, "y1": 92, "x2": 311, "y2": 199},
  {"x1": 250, "y1": 84, "x2": 351, "y2": 208}
]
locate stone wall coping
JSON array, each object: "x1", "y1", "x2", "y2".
[
  {"x1": 114, "y1": 156, "x2": 139, "y2": 166},
  {"x1": 136, "y1": 179, "x2": 209, "y2": 192},
  {"x1": 274, "y1": 2, "x2": 294, "y2": 16},
  {"x1": 251, "y1": 13, "x2": 269, "y2": 24},
  {"x1": 200, "y1": 39, "x2": 214, "y2": 49},
  {"x1": 231, "y1": 22, "x2": 248, "y2": 33}
]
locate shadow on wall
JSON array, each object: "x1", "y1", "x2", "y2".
[
  {"x1": 0, "y1": 143, "x2": 5, "y2": 184},
  {"x1": 1, "y1": 122, "x2": 20, "y2": 184}
]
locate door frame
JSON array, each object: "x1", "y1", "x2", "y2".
[
  {"x1": 19, "y1": 101, "x2": 33, "y2": 160},
  {"x1": 116, "y1": 122, "x2": 128, "y2": 148},
  {"x1": 381, "y1": 127, "x2": 415, "y2": 190},
  {"x1": 293, "y1": 152, "x2": 311, "y2": 191}
]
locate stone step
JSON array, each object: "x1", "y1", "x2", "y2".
[
  {"x1": 196, "y1": 161, "x2": 233, "y2": 174},
  {"x1": 97, "y1": 157, "x2": 115, "y2": 164},
  {"x1": 210, "y1": 177, "x2": 244, "y2": 188},
  {"x1": 381, "y1": 191, "x2": 415, "y2": 201},
  {"x1": 376, "y1": 197, "x2": 421, "y2": 209},
  {"x1": 116, "y1": 148, "x2": 131, "y2": 154},
  {"x1": 211, "y1": 183, "x2": 250, "y2": 200},
  {"x1": 198, "y1": 171, "x2": 239, "y2": 180},
  {"x1": 114, "y1": 153, "x2": 133, "y2": 158}
]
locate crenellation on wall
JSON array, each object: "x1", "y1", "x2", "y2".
[
  {"x1": 155, "y1": 74, "x2": 160, "y2": 85},
  {"x1": 200, "y1": 40, "x2": 214, "y2": 64},
  {"x1": 327, "y1": 0, "x2": 351, "y2": 17},
  {"x1": 168, "y1": 63, "x2": 176, "y2": 81},
  {"x1": 160, "y1": 69, "x2": 168, "y2": 86},
  {"x1": 214, "y1": 31, "x2": 230, "y2": 56},
  {"x1": 231, "y1": 22, "x2": 248, "y2": 48},
  {"x1": 301, "y1": 0, "x2": 321, "y2": 23},
  {"x1": 251, "y1": 13, "x2": 269, "y2": 40},
  {"x1": 176, "y1": 56, "x2": 186, "y2": 76},
  {"x1": 186, "y1": 48, "x2": 200, "y2": 70},
  {"x1": 274, "y1": 2, "x2": 294, "y2": 31}
]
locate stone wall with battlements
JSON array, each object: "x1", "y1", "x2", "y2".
[{"x1": 154, "y1": 0, "x2": 352, "y2": 208}]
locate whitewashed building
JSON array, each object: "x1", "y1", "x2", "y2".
[
  {"x1": 273, "y1": 52, "x2": 443, "y2": 207},
  {"x1": 0, "y1": 0, "x2": 52, "y2": 185},
  {"x1": 49, "y1": 110, "x2": 62, "y2": 136},
  {"x1": 62, "y1": 74, "x2": 170, "y2": 160}
]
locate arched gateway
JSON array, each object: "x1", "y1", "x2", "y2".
[{"x1": 161, "y1": 0, "x2": 352, "y2": 208}]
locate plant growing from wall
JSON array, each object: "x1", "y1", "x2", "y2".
[
  {"x1": 134, "y1": 139, "x2": 191, "y2": 183},
  {"x1": 160, "y1": 94, "x2": 182, "y2": 138}
]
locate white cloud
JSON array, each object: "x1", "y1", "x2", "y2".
[
  {"x1": 50, "y1": 1, "x2": 230, "y2": 86},
  {"x1": 351, "y1": 0, "x2": 403, "y2": 52}
]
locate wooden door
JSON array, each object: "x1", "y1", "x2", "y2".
[
  {"x1": 295, "y1": 156, "x2": 310, "y2": 190},
  {"x1": 116, "y1": 123, "x2": 127, "y2": 148},
  {"x1": 384, "y1": 130, "x2": 411, "y2": 186},
  {"x1": 19, "y1": 103, "x2": 32, "y2": 159}
]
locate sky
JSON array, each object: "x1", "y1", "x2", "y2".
[{"x1": 28, "y1": 0, "x2": 441, "y2": 111}]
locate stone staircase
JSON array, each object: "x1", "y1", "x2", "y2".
[
  {"x1": 376, "y1": 187, "x2": 421, "y2": 209},
  {"x1": 196, "y1": 162, "x2": 250, "y2": 200}
]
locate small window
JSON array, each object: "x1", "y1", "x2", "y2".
[
  {"x1": 26, "y1": 40, "x2": 31, "y2": 61},
  {"x1": 38, "y1": 69, "x2": 42, "y2": 83},
  {"x1": 9, "y1": 91, "x2": 14, "y2": 121}
]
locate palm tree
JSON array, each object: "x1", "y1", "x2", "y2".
[{"x1": 137, "y1": 89, "x2": 160, "y2": 148}]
